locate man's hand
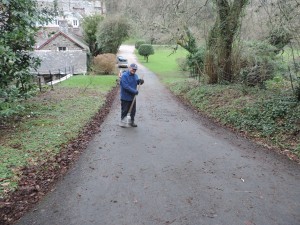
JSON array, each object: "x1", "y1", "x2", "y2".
[{"x1": 138, "y1": 79, "x2": 144, "y2": 85}]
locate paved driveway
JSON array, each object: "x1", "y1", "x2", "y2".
[{"x1": 16, "y1": 45, "x2": 300, "y2": 225}]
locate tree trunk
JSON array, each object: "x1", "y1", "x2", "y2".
[
  {"x1": 207, "y1": 0, "x2": 248, "y2": 83},
  {"x1": 205, "y1": 51, "x2": 218, "y2": 84},
  {"x1": 205, "y1": 19, "x2": 218, "y2": 84}
]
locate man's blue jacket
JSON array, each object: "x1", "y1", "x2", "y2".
[{"x1": 120, "y1": 70, "x2": 140, "y2": 101}]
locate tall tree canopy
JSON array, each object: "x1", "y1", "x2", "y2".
[
  {"x1": 96, "y1": 16, "x2": 130, "y2": 54},
  {"x1": 82, "y1": 14, "x2": 104, "y2": 57}
]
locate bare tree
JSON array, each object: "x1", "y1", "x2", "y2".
[{"x1": 118, "y1": 0, "x2": 212, "y2": 44}]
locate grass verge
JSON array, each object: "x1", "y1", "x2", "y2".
[{"x1": 0, "y1": 75, "x2": 117, "y2": 198}]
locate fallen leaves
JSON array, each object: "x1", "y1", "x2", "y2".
[{"x1": 0, "y1": 182, "x2": 10, "y2": 187}]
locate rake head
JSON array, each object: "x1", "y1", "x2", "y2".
[{"x1": 120, "y1": 115, "x2": 132, "y2": 128}]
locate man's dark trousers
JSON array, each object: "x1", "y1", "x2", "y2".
[{"x1": 121, "y1": 100, "x2": 136, "y2": 121}]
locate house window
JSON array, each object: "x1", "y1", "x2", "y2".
[
  {"x1": 58, "y1": 47, "x2": 66, "y2": 51},
  {"x1": 73, "y1": 20, "x2": 78, "y2": 27}
]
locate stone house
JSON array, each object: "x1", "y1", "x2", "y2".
[
  {"x1": 33, "y1": 31, "x2": 89, "y2": 78},
  {"x1": 37, "y1": 0, "x2": 106, "y2": 16},
  {"x1": 32, "y1": 0, "x2": 105, "y2": 81}
]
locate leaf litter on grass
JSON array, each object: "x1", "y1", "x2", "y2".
[{"x1": 0, "y1": 81, "x2": 118, "y2": 224}]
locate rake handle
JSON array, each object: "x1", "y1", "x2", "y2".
[
  {"x1": 127, "y1": 77, "x2": 143, "y2": 114},
  {"x1": 128, "y1": 87, "x2": 139, "y2": 114}
]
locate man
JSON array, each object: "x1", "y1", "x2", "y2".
[{"x1": 120, "y1": 63, "x2": 144, "y2": 127}]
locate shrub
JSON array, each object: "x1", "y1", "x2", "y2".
[
  {"x1": 138, "y1": 44, "x2": 154, "y2": 63},
  {"x1": 135, "y1": 40, "x2": 145, "y2": 50},
  {"x1": 237, "y1": 41, "x2": 279, "y2": 86},
  {"x1": 186, "y1": 46, "x2": 206, "y2": 76},
  {"x1": 267, "y1": 27, "x2": 292, "y2": 53},
  {"x1": 176, "y1": 57, "x2": 188, "y2": 71},
  {"x1": 0, "y1": 0, "x2": 52, "y2": 98},
  {"x1": 265, "y1": 75, "x2": 289, "y2": 93},
  {"x1": 92, "y1": 54, "x2": 116, "y2": 74},
  {"x1": 0, "y1": 87, "x2": 27, "y2": 120},
  {"x1": 295, "y1": 77, "x2": 300, "y2": 101}
]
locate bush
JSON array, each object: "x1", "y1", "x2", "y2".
[
  {"x1": 138, "y1": 44, "x2": 154, "y2": 62},
  {"x1": 135, "y1": 40, "x2": 145, "y2": 50},
  {"x1": 237, "y1": 41, "x2": 280, "y2": 86},
  {"x1": 264, "y1": 75, "x2": 290, "y2": 93},
  {"x1": 295, "y1": 77, "x2": 300, "y2": 101},
  {"x1": 176, "y1": 57, "x2": 188, "y2": 71},
  {"x1": 267, "y1": 27, "x2": 291, "y2": 53},
  {"x1": 0, "y1": 87, "x2": 27, "y2": 120},
  {"x1": 92, "y1": 54, "x2": 116, "y2": 74},
  {"x1": 186, "y1": 46, "x2": 206, "y2": 75}
]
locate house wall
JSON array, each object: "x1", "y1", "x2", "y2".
[
  {"x1": 40, "y1": 35, "x2": 83, "y2": 51},
  {"x1": 37, "y1": 0, "x2": 105, "y2": 16},
  {"x1": 33, "y1": 51, "x2": 87, "y2": 75}
]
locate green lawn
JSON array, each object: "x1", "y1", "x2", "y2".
[
  {"x1": 59, "y1": 75, "x2": 116, "y2": 91},
  {"x1": 136, "y1": 45, "x2": 190, "y2": 84},
  {"x1": 0, "y1": 75, "x2": 117, "y2": 197}
]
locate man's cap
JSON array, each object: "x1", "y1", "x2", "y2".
[{"x1": 130, "y1": 63, "x2": 138, "y2": 70}]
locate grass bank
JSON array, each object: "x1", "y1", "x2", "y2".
[
  {"x1": 136, "y1": 46, "x2": 300, "y2": 160},
  {"x1": 0, "y1": 75, "x2": 117, "y2": 197}
]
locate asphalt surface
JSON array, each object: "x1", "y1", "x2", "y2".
[{"x1": 16, "y1": 45, "x2": 300, "y2": 225}]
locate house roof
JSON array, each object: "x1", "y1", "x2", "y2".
[{"x1": 37, "y1": 31, "x2": 89, "y2": 51}]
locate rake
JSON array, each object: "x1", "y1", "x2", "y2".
[{"x1": 120, "y1": 80, "x2": 143, "y2": 128}]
